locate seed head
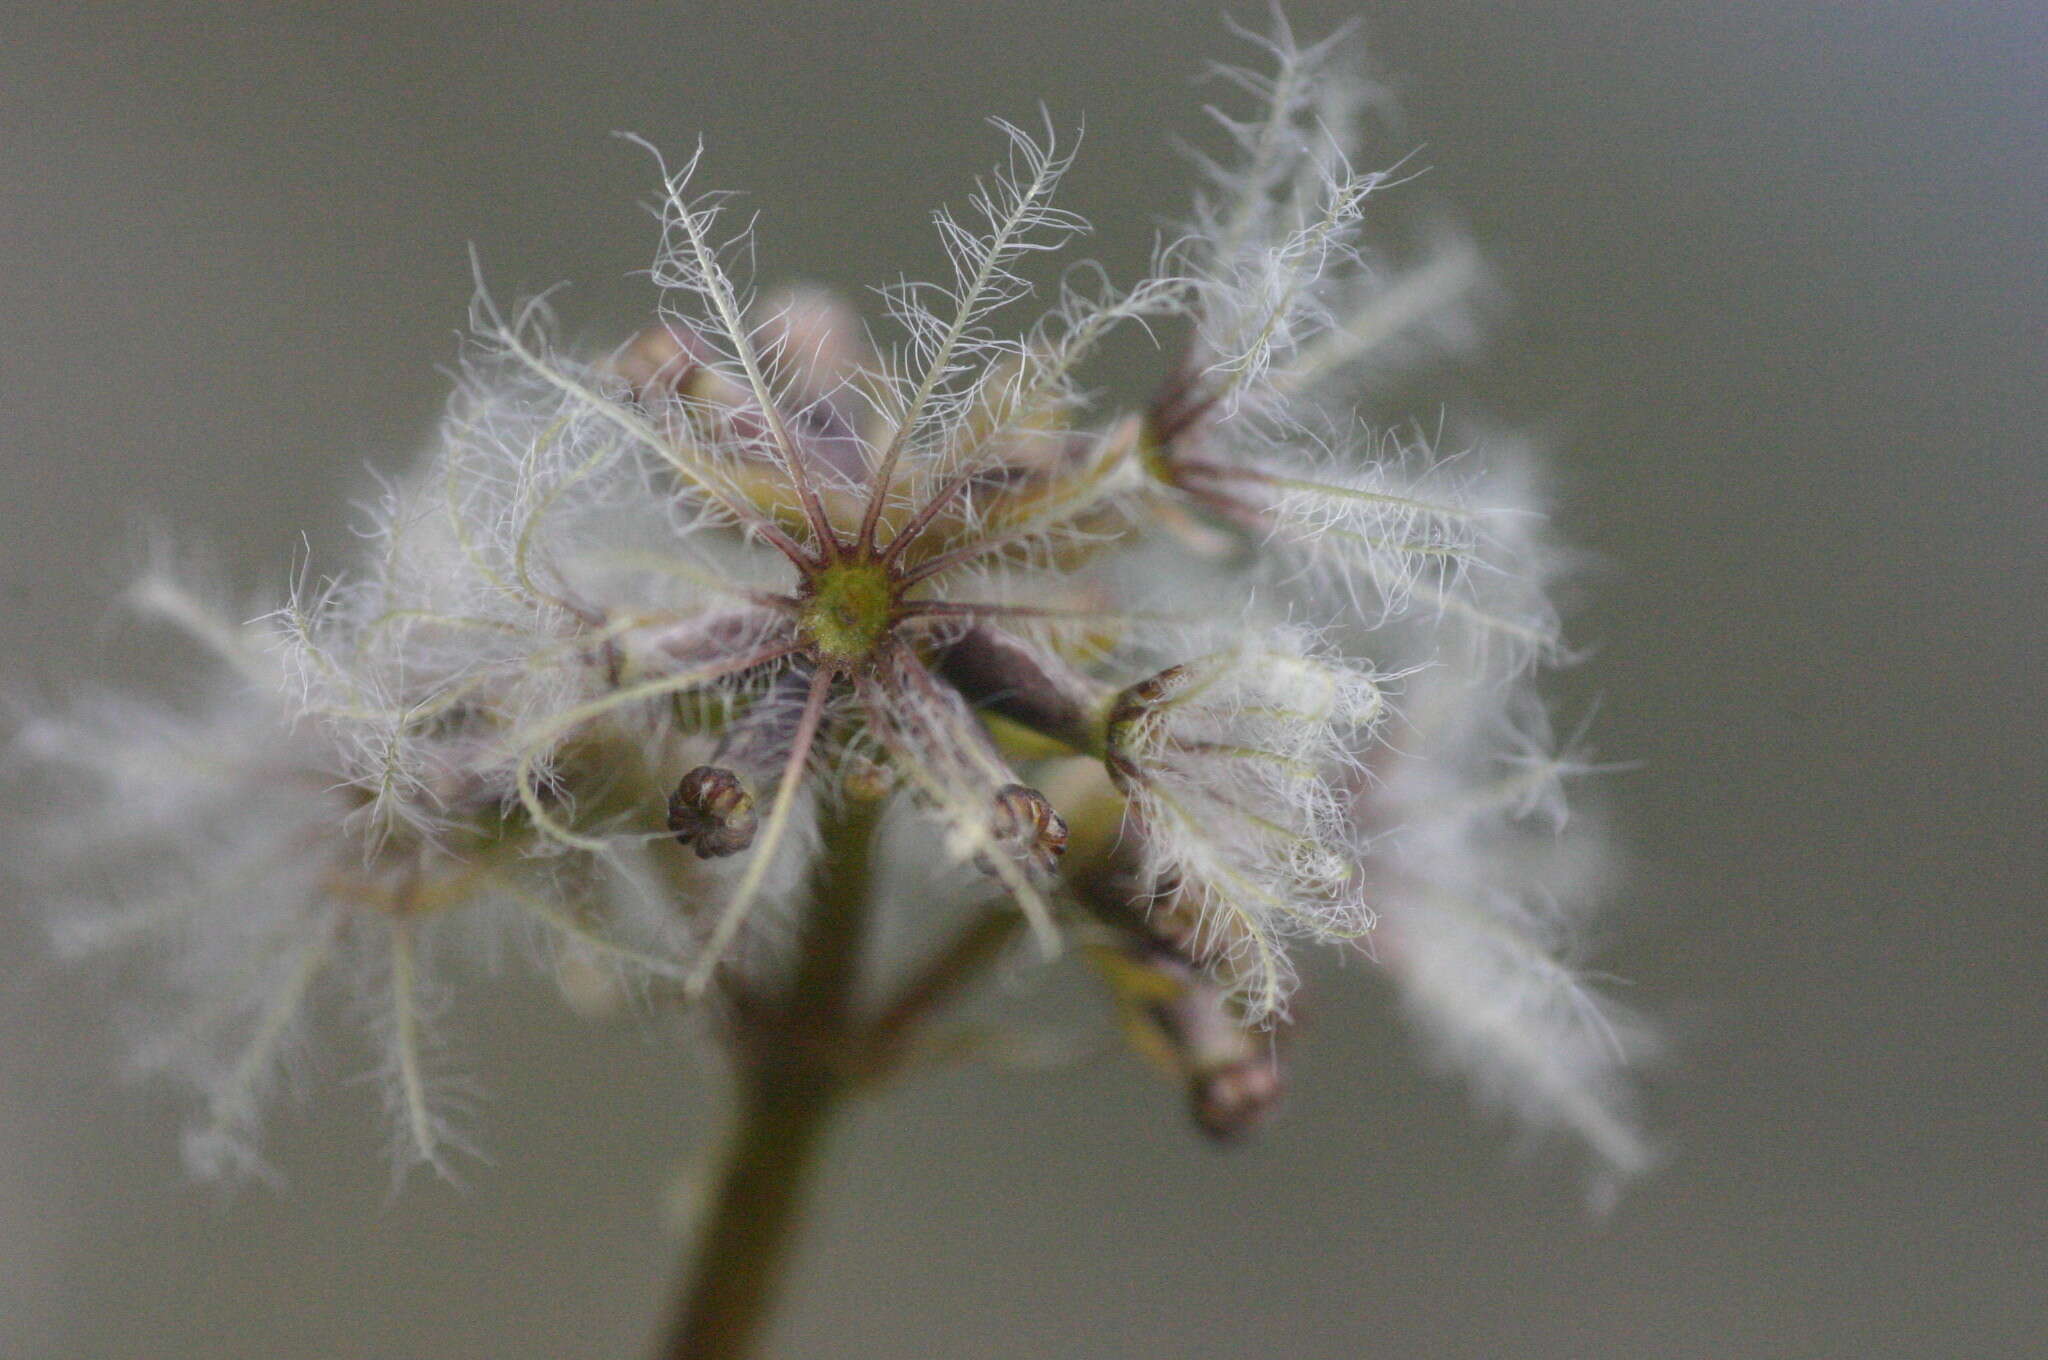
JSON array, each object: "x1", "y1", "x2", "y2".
[{"x1": 10, "y1": 15, "x2": 1648, "y2": 1187}]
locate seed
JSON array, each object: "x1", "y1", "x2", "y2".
[{"x1": 667, "y1": 766, "x2": 758, "y2": 858}]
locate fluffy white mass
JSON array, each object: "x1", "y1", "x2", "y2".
[{"x1": 8, "y1": 17, "x2": 1648, "y2": 1186}]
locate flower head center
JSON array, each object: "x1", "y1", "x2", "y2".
[{"x1": 799, "y1": 559, "x2": 895, "y2": 663}]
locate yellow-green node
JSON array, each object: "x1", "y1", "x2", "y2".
[{"x1": 800, "y1": 560, "x2": 894, "y2": 662}]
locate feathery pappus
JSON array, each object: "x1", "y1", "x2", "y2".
[{"x1": 8, "y1": 16, "x2": 1649, "y2": 1196}]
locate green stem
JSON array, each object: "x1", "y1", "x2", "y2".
[
  {"x1": 658, "y1": 1062, "x2": 841, "y2": 1360},
  {"x1": 657, "y1": 792, "x2": 879, "y2": 1360},
  {"x1": 655, "y1": 800, "x2": 1034, "y2": 1357},
  {"x1": 865, "y1": 908, "x2": 1025, "y2": 1076}
]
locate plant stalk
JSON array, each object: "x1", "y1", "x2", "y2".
[
  {"x1": 657, "y1": 790, "x2": 878, "y2": 1360},
  {"x1": 657, "y1": 791, "x2": 1030, "y2": 1358},
  {"x1": 659, "y1": 1059, "x2": 842, "y2": 1360}
]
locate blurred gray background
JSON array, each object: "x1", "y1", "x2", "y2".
[{"x1": 2, "y1": 2, "x2": 2042, "y2": 1357}]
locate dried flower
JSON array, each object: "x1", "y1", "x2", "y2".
[
  {"x1": 11, "y1": 568, "x2": 689, "y2": 1181},
  {"x1": 8, "y1": 14, "x2": 1647, "y2": 1210}
]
